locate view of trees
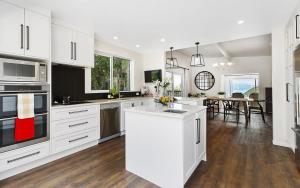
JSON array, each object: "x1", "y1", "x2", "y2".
[
  {"x1": 113, "y1": 57, "x2": 130, "y2": 91},
  {"x1": 91, "y1": 55, "x2": 110, "y2": 90},
  {"x1": 91, "y1": 55, "x2": 130, "y2": 91}
]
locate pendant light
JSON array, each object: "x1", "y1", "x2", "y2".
[
  {"x1": 166, "y1": 47, "x2": 178, "y2": 68},
  {"x1": 190, "y1": 42, "x2": 205, "y2": 67}
]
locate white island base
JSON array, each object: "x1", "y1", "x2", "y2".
[{"x1": 125, "y1": 104, "x2": 207, "y2": 188}]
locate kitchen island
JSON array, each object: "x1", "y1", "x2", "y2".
[{"x1": 125, "y1": 103, "x2": 207, "y2": 188}]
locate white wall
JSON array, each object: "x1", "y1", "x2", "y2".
[
  {"x1": 272, "y1": 27, "x2": 290, "y2": 148},
  {"x1": 142, "y1": 50, "x2": 165, "y2": 94},
  {"x1": 189, "y1": 56, "x2": 272, "y2": 106},
  {"x1": 94, "y1": 39, "x2": 144, "y2": 91}
]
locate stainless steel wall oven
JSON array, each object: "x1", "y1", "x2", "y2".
[{"x1": 0, "y1": 82, "x2": 50, "y2": 153}]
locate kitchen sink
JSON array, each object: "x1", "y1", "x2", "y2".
[{"x1": 163, "y1": 109, "x2": 187, "y2": 114}]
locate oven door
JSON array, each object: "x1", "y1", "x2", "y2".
[
  {"x1": 0, "y1": 58, "x2": 39, "y2": 82},
  {"x1": 0, "y1": 94, "x2": 48, "y2": 119},
  {"x1": 0, "y1": 114, "x2": 48, "y2": 152}
]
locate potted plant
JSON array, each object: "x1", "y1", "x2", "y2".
[
  {"x1": 218, "y1": 91, "x2": 225, "y2": 98},
  {"x1": 110, "y1": 86, "x2": 119, "y2": 99}
]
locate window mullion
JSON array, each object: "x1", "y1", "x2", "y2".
[{"x1": 110, "y1": 56, "x2": 113, "y2": 90}]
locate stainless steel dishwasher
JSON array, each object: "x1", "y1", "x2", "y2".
[{"x1": 99, "y1": 102, "x2": 121, "y2": 143}]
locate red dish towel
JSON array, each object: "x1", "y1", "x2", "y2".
[{"x1": 15, "y1": 118, "x2": 35, "y2": 142}]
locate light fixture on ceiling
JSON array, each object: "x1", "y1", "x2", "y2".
[
  {"x1": 160, "y1": 38, "x2": 166, "y2": 42},
  {"x1": 190, "y1": 42, "x2": 205, "y2": 67},
  {"x1": 166, "y1": 47, "x2": 178, "y2": 68},
  {"x1": 113, "y1": 36, "x2": 118, "y2": 40},
  {"x1": 237, "y1": 20, "x2": 245, "y2": 25},
  {"x1": 136, "y1": 44, "x2": 140, "y2": 48}
]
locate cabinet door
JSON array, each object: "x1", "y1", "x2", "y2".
[
  {"x1": 24, "y1": 10, "x2": 50, "y2": 60},
  {"x1": 183, "y1": 116, "x2": 197, "y2": 182},
  {"x1": 0, "y1": 2, "x2": 24, "y2": 56},
  {"x1": 73, "y1": 31, "x2": 94, "y2": 67},
  {"x1": 51, "y1": 24, "x2": 73, "y2": 65}
]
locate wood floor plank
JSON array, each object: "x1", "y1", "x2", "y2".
[{"x1": 1, "y1": 114, "x2": 300, "y2": 188}]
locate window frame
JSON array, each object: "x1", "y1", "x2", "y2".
[
  {"x1": 223, "y1": 74, "x2": 259, "y2": 97},
  {"x1": 85, "y1": 51, "x2": 132, "y2": 94}
]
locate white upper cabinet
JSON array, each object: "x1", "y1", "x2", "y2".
[
  {"x1": 51, "y1": 24, "x2": 74, "y2": 65},
  {"x1": 52, "y1": 23, "x2": 94, "y2": 68},
  {"x1": 0, "y1": 1, "x2": 50, "y2": 60},
  {"x1": 24, "y1": 10, "x2": 50, "y2": 60},
  {"x1": 74, "y1": 31, "x2": 94, "y2": 67},
  {"x1": 0, "y1": 2, "x2": 25, "y2": 56}
]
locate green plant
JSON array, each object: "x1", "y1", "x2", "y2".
[
  {"x1": 218, "y1": 91, "x2": 225, "y2": 95},
  {"x1": 110, "y1": 86, "x2": 119, "y2": 97}
]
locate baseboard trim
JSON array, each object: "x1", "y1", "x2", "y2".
[{"x1": 272, "y1": 140, "x2": 291, "y2": 148}]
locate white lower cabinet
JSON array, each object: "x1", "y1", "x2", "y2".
[
  {"x1": 51, "y1": 128, "x2": 99, "y2": 154},
  {"x1": 51, "y1": 104, "x2": 100, "y2": 154},
  {"x1": 121, "y1": 98, "x2": 153, "y2": 133},
  {"x1": 0, "y1": 142, "x2": 49, "y2": 173},
  {"x1": 183, "y1": 110, "x2": 206, "y2": 182}
]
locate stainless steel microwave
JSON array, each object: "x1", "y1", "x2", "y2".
[{"x1": 0, "y1": 58, "x2": 47, "y2": 82}]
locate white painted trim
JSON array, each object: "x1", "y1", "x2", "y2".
[
  {"x1": 0, "y1": 141, "x2": 98, "y2": 181},
  {"x1": 272, "y1": 140, "x2": 291, "y2": 148}
]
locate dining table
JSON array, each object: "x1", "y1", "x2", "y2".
[{"x1": 205, "y1": 96, "x2": 260, "y2": 127}]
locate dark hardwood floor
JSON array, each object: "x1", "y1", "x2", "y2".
[{"x1": 1, "y1": 114, "x2": 300, "y2": 188}]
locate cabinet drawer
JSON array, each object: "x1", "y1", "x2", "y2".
[
  {"x1": 52, "y1": 116, "x2": 98, "y2": 138},
  {"x1": 51, "y1": 128, "x2": 99, "y2": 154},
  {"x1": 0, "y1": 142, "x2": 49, "y2": 172},
  {"x1": 52, "y1": 105, "x2": 99, "y2": 121}
]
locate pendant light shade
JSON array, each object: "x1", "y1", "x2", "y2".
[
  {"x1": 166, "y1": 47, "x2": 178, "y2": 68},
  {"x1": 190, "y1": 42, "x2": 205, "y2": 67}
]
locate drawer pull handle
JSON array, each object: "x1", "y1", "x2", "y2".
[
  {"x1": 69, "y1": 110, "x2": 88, "y2": 114},
  {"x1": 7, "y1": 151, "x2": 40, "y2": 164},
  {"x1": 69, "y1": 121, "x2": 88, "y2": 128},
  {"x1": 69, "y1": 135, "x2": 88, "y2": 143}
]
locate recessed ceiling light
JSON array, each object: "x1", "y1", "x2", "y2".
[
  {"x1": 227, "y1": 62, "x2": 233, "y2": 66},
  {"x1": 136, "y1": 44, "x2": 140, "y2": 48},
  {"x1": 220, "y1": 62, "x2": 225, "y2": 66},
  {"x1": 113, "y1": 36, "x2": 118, "y2": 40},
  {"x1": 237, "y1": 20, "x2": 245, "y2": 25},
  {"x1": 160, "y1": 38, "x2": 166, "y2": 42}
]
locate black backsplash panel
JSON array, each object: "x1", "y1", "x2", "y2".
[{"x1": 52, "y1": 65, "x2": 140, "y2": 102}]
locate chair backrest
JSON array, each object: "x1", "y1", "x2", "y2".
[
  {"x1": 249, "y1": 93, "x2": 260, "y2": 107},
  {"x1": 232, "y1": 92, "x2": 244, "y2": 98},
  {"x1": 231, "y1": 93, "x2": 244, "y2": 108}
]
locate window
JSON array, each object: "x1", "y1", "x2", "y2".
[
  {"x1": 87, "y1": 53, "x2": 131, "y2": 93},
  {"x1": 91, "y1": 55, "x2": 110, "y2": 90},
  {"x1": 112, "y1": 57, "x2": 130, "y2": 91},
  {"x1": 224, "y1": 74, "x2": 259, "y2": 97},
  {"x1": 165, "y1": 71, "x2": 183, "y2": 97}
]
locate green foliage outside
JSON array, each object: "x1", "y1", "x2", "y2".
[
  {"x1": 91, "y1": 55, "x2": 110, "y2": 90},
  {"x1": 91, "y1": 55, "x2": 130, "y2": 91},
  {"x1": 113, "y1": 57, "x2": 130, "y2": 91}
]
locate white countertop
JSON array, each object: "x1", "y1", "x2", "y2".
[
  {"x1": 51, "y1": 96, "x2": 153, "y2": 109},
  {"x1": 124, "y1": 103, "x2": 207, "y2": 119}
]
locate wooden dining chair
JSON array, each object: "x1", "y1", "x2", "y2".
[
  {"x1": 222, "y1": 92, "x2": 244, "y2": 124},
  {"x1": 248, "y1": 93, "x2": 265, "y2": 123}
]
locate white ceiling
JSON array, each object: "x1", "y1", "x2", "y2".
[
  {"x1": 179, "y1": 34, "x2": 272, "y2": 58},
  {"x1": 24, "y1": 0, "x2": 297, "y2": 53}
]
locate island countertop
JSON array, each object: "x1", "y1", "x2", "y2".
[{"x1": 124, "y1": 103, "x2": 207, "y2": 119}]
